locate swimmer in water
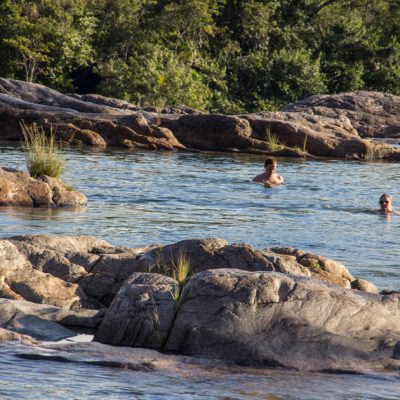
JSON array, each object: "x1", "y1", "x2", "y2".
[
  {"x1": 252, "y1": 157, "x2": 284, "y2": 188},
  {"x1": 378, "y1": 193, "x2": 399, "y2": 214}
]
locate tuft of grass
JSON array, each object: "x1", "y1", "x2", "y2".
[
  {"x1": 172, "y1": 251, "x2": 191, "y2": 285},
  {"x1": 150, "y1": 249, "x2": 190, "y2": 286},
  {"x1": 264, "y1": 128, "x2": 282, "y2": 152},
  {"x1": 20, "y1": 121, "x2": 65, "y2": 178}
]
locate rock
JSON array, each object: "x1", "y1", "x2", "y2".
[
  {"x1": 14, "y1": 340, "x2": 228, "y2": 374},
  {"x1": 1, "y1": 78, "x2": 399, "y2": 159},
  {"x1": 42, "y1": 121, "x2": 107, "y2": 147},
  {"x1": 0, "y1": 298, "x2": 104, "y2": 340},
  {"x1": 2, "y1": 235, "x2": 372, "y2": 309},
  {"x1": 4, "y1": 235, "x2": 159, "y2": 307},
  {"x1": 0, "y1": 78, "x2": 186, "y2": 150},
  {"x1": 7, "y1": 314, "x2": 76, "y2": 341},
  {"x1": 284, "y1": 91, "x2": 400, "y2": 139},
  {"x1": 0, "y1": 327, "x2": 37, "y2": 344},
  {"x1": 162, "y1": 111, "x2": 396, "y2": 159},
  {"x1": 351, "y1": 278, "x2": 379, "y2": 294},
  {"x1": 164, "y1": 269, "x2": 400, "y2": 371},
  {"x1": 95, "y1": 273, "x2": 178, "y2": 349},
  {"x1": 0, "y1": 239, "x2": 87, "y2": 308},
  {"x1": 143, "y1": 238, "x2": 311, "y2": 278},
  {"x1": 0, "y1": 167, "x2": 87, "y2": 207}
]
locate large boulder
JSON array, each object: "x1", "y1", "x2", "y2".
[
  {"x1": 164, "y1": 269, "x2": 400, "y2": 371},
  {"x1": 0, "y1": 167, "x2": 87, "y2": 207},
  {"x1": 143, "y1": 239, "x2": 357, "y2": 289},
  {"x1": 95, "y1": 273, "x2": 178, "y2": 349}
]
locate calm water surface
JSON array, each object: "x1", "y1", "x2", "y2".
[
  {"x1": 1, "y1": 144, "x2": 400, "y2": 399},
  {"x1": 1, "y1": 144, "x2": 399, "y2": 290},
  {"x1": 0, "y1": 345, "x2": 399, "y2": 400}
]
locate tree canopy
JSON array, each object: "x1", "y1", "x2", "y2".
[{"x1": 1, "y1": 0, "x2": 399, "y2": 112}]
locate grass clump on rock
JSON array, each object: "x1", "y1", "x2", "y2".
[{"x1": 21, "y1": 122, "x2": 65, "y2": 178}]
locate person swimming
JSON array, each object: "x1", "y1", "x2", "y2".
[
  {"x1": 378, "y1": 193, "x2": 398, "y2": 214},
  {"x1": 252, "y1": 157, "x2": 284, "y2": 187}
]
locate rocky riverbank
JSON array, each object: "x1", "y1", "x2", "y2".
[
  {"x1": 1, "y1": 78, "x2": 400, "y2": 160},
  {"x1": 0, "y1": 234, "x2": 399, "y2": 373}
]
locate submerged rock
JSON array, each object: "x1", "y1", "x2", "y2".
[{"x1": 0, "y1": 167, "x2": 87, "y2": 207}]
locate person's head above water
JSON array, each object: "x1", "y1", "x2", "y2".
[
  {"x1": 264, "y1": 157, "x2": 277, "y2": 171},
  {"x1": 379, "y1": 193, "x2": 394, "y2": 213}
]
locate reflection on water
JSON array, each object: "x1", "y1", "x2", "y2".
[
  {"x1": 0, "y1": 144, "x2": 400, "y2": 292},
  {"x1": 0, "y1": 346, "x2": 399, "y2": 400}
]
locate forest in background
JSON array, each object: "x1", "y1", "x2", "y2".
[{"x1": 0, "y1": 0, "x2": 399, "y2": 113}]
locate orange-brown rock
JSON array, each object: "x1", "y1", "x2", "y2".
[
  {"x1": 2, "y1": 78, "x2": 400, "y2": 159},
  {"x1": 0, "y1": 167, "x2": 87, "y2": 207}
]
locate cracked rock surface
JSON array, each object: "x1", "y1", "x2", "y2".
[{"x1": 164, "y1": 269, "x2": 400, "y2": 371}]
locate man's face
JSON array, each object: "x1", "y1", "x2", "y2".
[{"x1": 380, "y1": 196, "x2": 393, "y2": 213}]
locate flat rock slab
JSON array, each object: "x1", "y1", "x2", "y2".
[{"x1": 0, "y1": 299, "x2": 105, "y2": 340}]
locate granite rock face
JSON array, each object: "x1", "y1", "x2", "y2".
[
  {"x1": 95, "y1": 273, "x2": 178, "y2": 350},
  {"x1": 0, "y1": 240, "x2": 83, "y2": 308},
  {"x1": 164, "y1": 269, "x2": 400, "y2": 371},
  {"x1": 1, "y1": 233, "x2": 398, "y2": 372},
  {"x1": 1, "y1": 78, "x2": 399, "y2": 159},
  {"x1": 284, "y1": 91, "x2": 400, "y2": 139},
  {"x1": 0, "y1": 235, "x2": 368, "y2": 310},
  {"x1": 0, "y1": 167, "x2": 87, "y2": 207}
]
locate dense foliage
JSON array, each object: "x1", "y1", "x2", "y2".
[{"x1": 1, "y1": 0, "x2": 399, "y2": 112}]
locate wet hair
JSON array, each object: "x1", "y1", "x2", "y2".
[
  {"x1": 264, "y1": 157, "x2": 277, "y2": 169},
  {"x1": 379, "y1": 193, "x2": 393, "y2": 204}
]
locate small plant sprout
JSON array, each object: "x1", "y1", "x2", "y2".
[
  {"x1": 264, "y1": 128, "x2": 282, "y2": 152},
  {"x1": 172, "y1": 251, "x2": 191, "y2": 285},
  {"x1": 20, "y1": 121, "x2": 65, "y2": 178},
  {"x1": 302, "y1": 135, "x2": 308, "y2": 153}
]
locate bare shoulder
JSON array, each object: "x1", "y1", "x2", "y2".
[{"x1": 252, "y1": 173, "x2": 266, "y2": 183}]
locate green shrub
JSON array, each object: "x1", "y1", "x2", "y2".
[{"x1": 21, "y1": 122, "x2": 65, "y2": 178}]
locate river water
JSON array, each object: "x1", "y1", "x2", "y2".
[{"x1": 0, "y1": 144, "x2": 400, "y2": 398}]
